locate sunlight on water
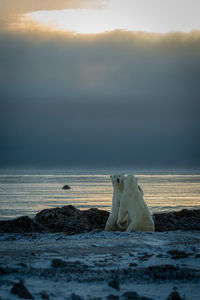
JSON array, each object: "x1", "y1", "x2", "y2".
[{"x1": 0, "y1": 170, "x2": 200, "y2": 219}]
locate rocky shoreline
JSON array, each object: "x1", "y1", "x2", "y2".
[
  {"x1": 1, "y1": 207, "x2": 200, "y2": 299},
  {"x1": 0, "y1": 230, "x2": 200, "y2": 299},
  {"x1": 0, "y1": 206, "x2": 200, "y2": 234}
]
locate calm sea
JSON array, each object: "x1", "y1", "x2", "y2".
[{"x1": 0, "y1": 168, "x2": 200, "y2": 220}]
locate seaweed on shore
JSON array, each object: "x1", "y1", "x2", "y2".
[{"x1": 0, "y1": 206, "x2": 200, "y2": 234}]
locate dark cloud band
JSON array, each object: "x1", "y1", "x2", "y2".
[{"x1": 0, "y1": 29, "x2": 199, "y2": 167}]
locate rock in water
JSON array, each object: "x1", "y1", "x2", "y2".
[
  {"x1": 62, "y1": 184, "x2": 71, "y2": 190},
  {"x1": 11, "y1": 280, "x2": 34, "y2": 299}
]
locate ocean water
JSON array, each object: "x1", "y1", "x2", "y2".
[{"x1": 0, "y1": 168, "x2": 200, "y2": 220}]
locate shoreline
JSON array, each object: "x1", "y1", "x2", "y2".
[
  {"x1": 0, "y1": 206, "x2": 200, "y2": 234},
  {"x1": 0, "y1": 206, "x2": 200, "y2": 299},
  {"x1": 0, "y1": 230, "x2": 200, "y2": 299}
]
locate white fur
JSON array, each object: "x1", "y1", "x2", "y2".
[
  {"x1": 105, "y1": 173, "x2": 125, "y2": 231},
  {"x1": 117, "y1": 175, "x2": 155, "y2": 232}
]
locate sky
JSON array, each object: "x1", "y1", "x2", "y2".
[{"x1": 0, "y1": 0, "x2": 200, "y2": 169}]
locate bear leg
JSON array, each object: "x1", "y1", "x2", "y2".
[
  {"x1": 105, "y1": 215, "x2": 118, "y2": 231},
  {"x1": 126, "y1": 222, "x2": 137, "y2": 232},
  {"x1": 117, "y1": 208, "x2": 128, "y2": 229}
]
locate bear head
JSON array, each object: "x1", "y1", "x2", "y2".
[
  {"x1": 124, "y1": 174, "x2": 139, "y2": 191},
  {"x1": 110, "y1": 173, "x2": 125, "y2": 189}
]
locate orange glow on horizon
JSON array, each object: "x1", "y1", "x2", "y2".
[{"x1": 25, "y1": 0, "x2": 200, "y2": 35}]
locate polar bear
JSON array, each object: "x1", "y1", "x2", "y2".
[
  {"x1": 105, "y1": 173, "x2": 126, "y2": 231},
  {"x1": 117, "y1": 175, "x2": 155, "y2": 232}
]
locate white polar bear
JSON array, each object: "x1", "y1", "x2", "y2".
[
  {"x1": 117, "y1": 175, "x2": 155, "y2": 232},
  {"x1": 105, "y1": 173, "x2": 126, "y2": 231}
]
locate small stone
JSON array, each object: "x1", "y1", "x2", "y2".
[
  {"x1": 122, "y1": 291, "x2": 138, "y2": 299},
  {"x1": 71, "y1": 293, "x2": 84, "y2": 300},
  {"x1": 167, "y1": 290, "x2": 184, "y2": 300},
  {"x1": 138, "y1": 253, "x2": 153, "y2": 261},
  {"x1": 62, "y1": 185, "x2": 71, "y2": 190},
  {"x1": 40, "y1": 291, "x2": 49, "y2": 299},
  {"x1": 51, "y1": 259, "x2": 68, "y2": 268},
  {"x1": 167, "y1": 250, "x2": 191, "y2": 259},
  {"x1": 108, "y1": 273, "x2": 120, "y2": 290},
  {"x1": 129, "y1": 263, "x2": 137, "y2": 267},
  {"x1": 107, "y1": 295, "x2": 119, "y2": 300},
  {"x1": 11, "y1": 280, "x2": 34, "y2": 299},
  {"x1": 156, "y1": 254, "x2": 164, "y2": 258},
  {"x1": 122, "y1": 291, "x2": 153, "y2": 300},
  {"x1": 0, "y1": 266, "x2": 8, "y2": 274},
  {"x1": 18, "y1": 263, "x2": 27, "y2": 267}
]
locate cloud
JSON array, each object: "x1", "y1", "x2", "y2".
[
  {"x1": 0, "y1": 28, "x2": 200, "y2": 167},
  {"x1": 0, "y1": 0, "x2": 106, "y2": 30},
  {"x1": 1, "y1": 29, "x2": 199, "y2": 115},
  {"x1": 0, "y1": 0, "x2": 105, "y2": 14}
]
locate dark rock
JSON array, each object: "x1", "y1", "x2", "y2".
[
  {"x1": 0, "y1": 266, "x2": 8, "y2": 274},
  {"x1": 167, "y1": 250, "x2": 192, "y2": 259},
  {"x1": 107, "y1": 295, "x2": 119, "y2": 300},
  {"x1": 129, "y1": 263, "x2": 138, "y2": 267},
  {"x1": 40, "y1": 291, "x2": 49, "y2": 299},
  {"x1": 1, "y1": 207, "x2": 200, "y2": 234},
  {"x1": 156, "y1": 254, "x2": 166, "y2": 258},
  {"x1": 122, "y1": 291, "x2": 153, "y2": 300},
  {"x1": 11, "y1": 280, "x2": 34, "y2": 299},
  {"x1": 129, "y1": 253, "x2": 135, "y2": 257},
  {"x1": 167, "y1": 288, "x2": 184, "y2": 300},
  {"x1": 0, "y1": 216, "x2": 43, "y2": 233},
  {"x1": 108, "y1": 273, "x2": 120, "y2": 290},
  {"x1": 153, "y1": 209, "x2": 200, "y2": 231},
  {"x1": 34, "y1": 205, "x2": 109, "y2": 234},
  {"x1": 137, "y1": 264, "x2": 200, "y2": 281},
  {"x1": 71, "y1": 293, "x2": 84, "y2": 300},
  {"x1": 18, "y1": 263, "x2": 27, "y2": 267},
  {"x1": 51, "y1": 259, "x2": 68, "y2": 268},
  {"x1": 122, "y1": 292, "x2": 138, "y2": 299},
  {"x1": 62, "y1": 184, "x2": 71, "y2": 190},
  {"x1": 138, "y1": 253, "x2": 153, "y2": 261},
  {"x1": 51, "y1": 259, "x2": 88, "y2": 272}
]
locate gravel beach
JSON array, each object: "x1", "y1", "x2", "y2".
[{"x1": 0, "y1": 209, "x2": 200, "y2": 299}]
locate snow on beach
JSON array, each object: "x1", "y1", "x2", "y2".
[
  {"x1": 0, "y1": 170, "x2": 200, "y2": 299},
  {"x1": 0, "y1": 230, "x2": 200, "y2": 300}
]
